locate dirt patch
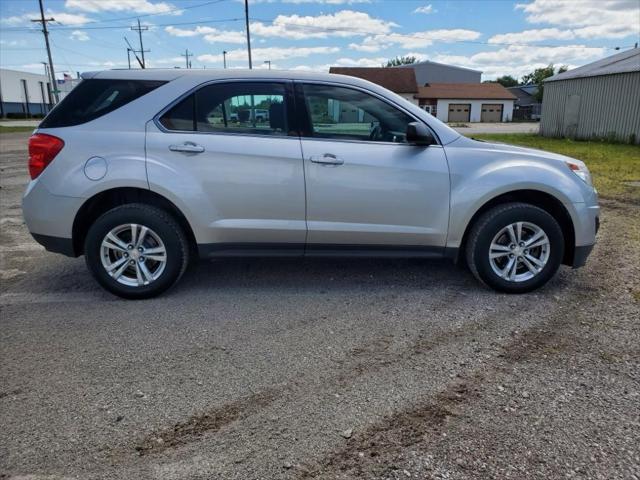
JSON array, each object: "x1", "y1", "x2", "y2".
[
  {"x1": 135, "y1": 390, "x2": 279, "y2": 456},
  {"x1": 299, "y1": 376, "x2": 483, "y2": 478}
]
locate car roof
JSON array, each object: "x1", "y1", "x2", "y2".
[{"x1": 83, "y1": 68, "x2": 356, "y2": 84}]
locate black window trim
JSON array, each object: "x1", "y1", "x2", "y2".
[
  {"x1": 154, "y1": 78, "x2": 299, "y2": 139},
  {"x1": 293, "y1": 80, "x2": 442, "y2": 147}
]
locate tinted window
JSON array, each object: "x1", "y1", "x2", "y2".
[
  {"x1": 159, "y1": 94, "x2": 195, "y2": 131},
  {"x1": 40, "y1": 79, "x2": 165, "y2": 128},
  {"x1": 301, "y1": 84, "x2": 414, "y2": 143},
  {"x1": 159, "y1": 82, "x2": 289, "y2": 136}
]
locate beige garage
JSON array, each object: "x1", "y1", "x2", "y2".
[
  {"x1": 481, "y1": 104, "x2": 503, "y2": 122},
  {"x1": 448, "y1": 104, "x2": 470, "y2": 122}
]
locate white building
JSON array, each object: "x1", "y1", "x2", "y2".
[
  {"x1": 415, "y1": 83, "x2": 516, "y2": 123},
  {"x1": 0, "y1": 68, "x2": 53, "y2": 117}
]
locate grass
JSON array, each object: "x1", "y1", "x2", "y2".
[
  {"x1": 0, "y1": 126, "x2": 36, "y2": 133},
  {"x1": 473, "y1": 134, "x2": 640, "y2": 204}
]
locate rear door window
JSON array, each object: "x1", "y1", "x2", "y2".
[
  {"x1": 158, "y1": 82, "x2": 292, "y2": 136},
  {"x1": 40, "y1": 79, "x2": 165, "y2": 128}
]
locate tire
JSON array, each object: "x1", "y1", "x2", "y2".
[
  {"x1": 84, "y1": 203, "x2": 189, "y2": 299},
  {"x1": 465, "y1": 202, "x2": 564, "y2": 293}
]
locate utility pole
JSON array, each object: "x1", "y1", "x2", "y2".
[
  {"x1": 126, "y1": 48, "x2": 132, "y2": 69},
  {"x1": 180, "y1": 49, "x2": 193, "y2": 69},
  {"x1": 131, "y1": 19, "x2": 148, "y2": 68},
  {"x1": 124, "y1": 37, "x2": 146, "y2": 69},
  {"x1": 244, "y1": 0, "x2": 252, "y2": 69},
  {"x1": 223, "y1": 50, "x2": 227, "y2": 69},
  {"x1": 264, "y1": 60, "x2": 271, "y2": 70},
  {"x1": 32, "y1": 0, "x2": 58, "y2": 103}
]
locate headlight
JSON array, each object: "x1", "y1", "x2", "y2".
[{"x1": 566, "y1": 161, "x2": 593, "y2": 186}]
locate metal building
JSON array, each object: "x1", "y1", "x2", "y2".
[
  {"x1": 540, "y1": 48, "x2": 640, "y2": 144},
  {"x1": 394, "y1": 60, "x2": 482, "y2": 85},
  {"x1": 0, "y1": 68, "x2": 54, "y2": 117}
]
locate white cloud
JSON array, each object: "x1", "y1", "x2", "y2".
[
  {"x1": 348, "y1": 42, "x2": 381, "y2": 52},
  {"x1": 432, "y1": 44, "x2": 607, "y2": 80},
  {"x1": 69, "y1": 30, "x2": 89, "y2": 41},
  {"x1": 516, "y1": 0, "x2": 640, "y2": 39},
  {"x1": 333, "y1": 56, "x2": 388, "y2": 67},
  {"x1": 165, "y1": 26, "x2": 246, "y2": 43},
  {"x1": 245, "y1": 0, "x2": 370, "y2": 3},
  {"x1": 166, "y1": 10, "x2": 395, "y2": 44},
  {"x1": 152, "y1": 56, "x2": 185, "y2": 65},
  {"x1": 197, "y1": 46, "x2": 340, "y2": 64},
  {"x1": 413, "y1": 4, "x2": 435, "y2": 14},
  {"x1": 350, "y1": 28, "x2": 481, "y2": 52},
  {"x1": 1, "y1": 11, "x2": 93, "y2": 26},
  {"x1": 0, "y1": 39, "x2": 27, "y2": 46},
  {"x1": 250, "y1": 10, "x2": 396, "y2": 40},
  {"x1": 488, "y1": 28, "x2": 575, "y2": 44},
  {"x1": 65, "y1": 0, "x2": 179, "y2": 15}
]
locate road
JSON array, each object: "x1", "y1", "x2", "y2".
[{"x1": 1, "y1": 132, "x2": 638, "y2": 480}]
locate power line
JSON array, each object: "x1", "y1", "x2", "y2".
[{"x1": 2, "y1": 17, "x2": 244, "y2": 32}]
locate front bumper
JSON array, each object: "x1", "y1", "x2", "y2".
[
  {"x1": 571, "y1": 204, "x2": 599, "y2": 268},
  {"x1": 572, "y1": 244, "x2": 595, "y2": 268}
]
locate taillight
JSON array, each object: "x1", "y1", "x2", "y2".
[{"x1": 28, "y1": 133, "x2": 64, "y2": 180}]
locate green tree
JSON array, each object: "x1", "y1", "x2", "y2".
[
  {"x1": 384, "y1": 56, "x2": 417, "y2": 67},
  {"x1": 521, "y1": 64, "x2": 568, "y2": 102},
  {"x1": 494, "y1": 75, "x2": 519, "y2": 87}
]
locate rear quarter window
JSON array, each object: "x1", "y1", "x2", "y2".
[{"x1": 39, "y1": 79, "x2": 166, "y2": 128}]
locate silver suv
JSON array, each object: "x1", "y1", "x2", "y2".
[{"x1": 23, "y1": 69, "x2": 599, "y2": 298}]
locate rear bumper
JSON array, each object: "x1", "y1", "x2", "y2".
[
  {"x1": 23, "y1": 178, "x2": 83, "y2": 255},
  {"x1": 31, "y1": 233, "x2": 77, "y2": 257}
]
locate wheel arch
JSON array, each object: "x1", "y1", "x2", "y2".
[
  {"x1": 72, "y1": 187, "x2": 197, "y2": 257},
  {"x1": 456, "y1": 189, "x2": 576, "y2": 266}
]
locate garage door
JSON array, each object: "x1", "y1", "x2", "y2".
[
  {"x1": 448, "y1": 104, "x2": 470, "y2": 122},
  {"x1": 481, "y1": 104, "x2": 503, "y2": 122}
]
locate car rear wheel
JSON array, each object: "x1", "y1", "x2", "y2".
[
  {"x1": 84, "y1": 203, "x2": 189, "y2": 299},
  {"x1": 466, "y1": 202, "x2": 564, "y2": 293}
]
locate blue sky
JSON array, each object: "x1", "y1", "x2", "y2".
[{"x1": 1, "y1": 0, "x2": 638, "y2": 80}]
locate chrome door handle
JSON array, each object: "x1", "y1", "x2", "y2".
[
  {"x1": 169, "y1": 142, "x2": 205, "y2": 153},
  {"x1": 309, "y1": 153, "x2": 344, "y2": 165}
]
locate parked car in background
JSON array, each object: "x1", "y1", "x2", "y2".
[{"x1": 23, "y1": 69, "x2": 599, "y2": 298}]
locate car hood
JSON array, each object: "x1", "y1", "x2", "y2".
[{"x1": 450, "y1": 136, "x2": 586, "y2": 168}]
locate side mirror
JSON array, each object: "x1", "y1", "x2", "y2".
[{"x1": 406, "y1": 122, "x2": 436, "y2": 146}]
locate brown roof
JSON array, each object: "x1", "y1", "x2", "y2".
[
  {"x1": 415, "y1": 83, "x2": 517, "y2": 100},
  {"x1": 329, "y1": 67, "x2": 418, "y2": 93}
]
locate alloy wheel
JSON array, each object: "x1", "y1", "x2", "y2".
[
  {"x1": 100, "y1": 223, "x2": 167, "y2": 287},
  {"x1": 488, "y1": 221, "x2": 550, "y2": 282}
]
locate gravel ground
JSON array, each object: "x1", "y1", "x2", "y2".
[{"x1": 1, "y1": 132, "x2": 638, "y2": 480}]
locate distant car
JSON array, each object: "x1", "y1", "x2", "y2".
[
  {"x1": 23, "y1": 69, "x2": 599, "y2": 298},
  {"x1": 229, "y1": 109, "x2": 268, "y2": 123}
]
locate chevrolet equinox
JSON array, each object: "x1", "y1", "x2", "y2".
[{"x1": 22, "y1": 70, "x2": 600, "y2": 298}]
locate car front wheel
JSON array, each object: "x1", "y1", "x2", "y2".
[
  {"x1": 466, "y1": 202, "x2": 564, "y2": 293},
  {"x1": 84, "y1": 203, "x2": 189, "y2": 299}
]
